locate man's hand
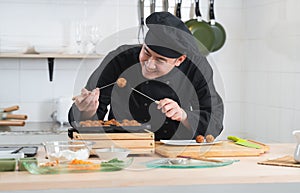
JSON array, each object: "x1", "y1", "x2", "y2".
[
  {"x1": 157, "y1": 98, "x2": 187, "y2": 122},
  {"x1": 74, "y1": 88, "x2": 100, "y2": 119}
]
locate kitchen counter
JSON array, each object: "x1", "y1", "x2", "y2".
[
  {"x1": 1, "y1": 143, "x2": 300, "y2": 193},
  {"x1": 0, "y1": 122, "x2": 69, "y2": 145}
]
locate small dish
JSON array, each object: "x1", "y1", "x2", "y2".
[
  {"x1": 19, "y1": 158, "x2": 37, "y2": 171},
  {"x1": 95, "y1": 147, "x2": 130, "y2": 160},
  {"x1": 0, "y1": 158, "x2": 38, "y2": 171},
  {"x1": 0, "y1": 159, "x2": 16, "y2": 172},
  {"x1": 146, "y1": 158, "x2": 238, "y2": 169}
]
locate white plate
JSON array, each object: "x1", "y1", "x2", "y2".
[{"x1": 160, "y1": 140, "x2": 223, "y2": 146}]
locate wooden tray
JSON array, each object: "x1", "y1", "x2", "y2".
[
  {"x1": 69, "y1": 128, "x2": 155, "y2": 155},
  {"x1": 155, "y1": 140, "x2": 269, "y2": 158}
]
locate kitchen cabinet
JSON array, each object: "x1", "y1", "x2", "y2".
[{"x1": 0, "y1": 53, "x2": 103, "y2": 81}]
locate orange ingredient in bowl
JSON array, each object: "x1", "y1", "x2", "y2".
[{"x1": 68, "y1": 159, "x2": 100, "y2": 170}]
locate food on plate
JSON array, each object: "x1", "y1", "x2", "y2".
[
  {"x1": 40, "y1": 159, "x2": 100, "y2": 171},
  {"x1": 205, "y1": 134, "x2": 215, "y2": 143},
  {"x1": 195, "y1": 135, "x2": 205, "y2": 143},
  {"x1": 40, "y1": 160, "x2": 59, "y2": 167},
  {"x1": 68, "y1": 159, "x2": 101, "y2": 170},
  {"x1": 69, "y1": 159, "x2": 93, "y2": 165},
  {"x1": 79, "y1": 119, "x2": 141, "y2": 127},
  {"x1": 116, "y1": 77, "x2": 127, "y2": 88}
]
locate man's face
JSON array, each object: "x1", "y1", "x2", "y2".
[{"x1": 139, "y1": 44, "x2": 180, "y2": 79}]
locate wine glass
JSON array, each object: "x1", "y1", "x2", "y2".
[
  {"x1": 88, "y1": 25, "x2": 101, "y2": 54},
  {"x1": 75, "y1": 22, "x2": 83, "y2": 54}
]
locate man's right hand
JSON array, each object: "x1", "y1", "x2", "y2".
[{"x1": 73, "y1": 87, "x2": 100, "y2": 119}]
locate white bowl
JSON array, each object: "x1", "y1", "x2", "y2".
[{"x1": 95, "y1": 148, "x2": 130, "y2": 160}]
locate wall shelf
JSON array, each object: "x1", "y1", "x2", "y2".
[{"x1": 0, "y1": 53, "x2": 103, "y2": 81}]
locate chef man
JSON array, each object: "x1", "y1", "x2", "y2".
[{"x1": 69, "y1": 12, "x2": 224, "y2": 140}]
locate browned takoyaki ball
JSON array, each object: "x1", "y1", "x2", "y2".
[
  {"x1": 205, "y1": 134, "x2": 215, "y2": 143},
  {"x1": 116, "y1": 77, "x2": 127, "y2": 88},
  {"x1": 196, "y1": 135, "x2": 205, "y2": 143}
]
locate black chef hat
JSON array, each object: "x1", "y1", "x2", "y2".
[{"x1": 145, "y1": 12, "x2": 194, "y2": 58}]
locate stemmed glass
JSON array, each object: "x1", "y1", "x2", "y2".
[
  {"x1": 88, "y1": 25, "x2": 101, "y2": 54},
  {"x1": 75, "y1": 22, "x2": 83, "y2": 54}
]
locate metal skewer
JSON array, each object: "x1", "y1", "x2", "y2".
[
  {"x1": 131, "y1": 88, "x2": 159, "y2": 104},
  {"x1": 98, "y1": 82, "x2": 116, "y2": 90},
  {"x1": 72, "y1": 82, "x2": 116, "y2": 101}
]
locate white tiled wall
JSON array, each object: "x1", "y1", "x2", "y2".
[
  {"x1": 0, "y1": 0, "x2": 299, "y2": 142},
  {"x1": 242, "y1": 0, "x2": 300, "y2": 142}
]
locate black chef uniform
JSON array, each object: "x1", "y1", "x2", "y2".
[{"x1": 69, "y1": 44, "x2": 224, "y2": 140}]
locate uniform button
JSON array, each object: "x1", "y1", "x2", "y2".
[
  {"x1": 145, "y1": 81, "x2": 149, "y2": 84},
  {"x1": 166, "y1": 81, "x2": 170, "y2": 85},
  {"x1": 144, "y1": 119, "x2": 148, "y2": 122},
  {"x1": 165, "y1": 121, "x2": 169, "y2": 124},
  {"x1": 144, "y1": 103, "x2": 148, "y2": 106},
  {"x1": 163, "y1": 130, "x2": 168, "y2": 133}
]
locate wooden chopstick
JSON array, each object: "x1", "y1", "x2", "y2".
[{"x1": 177, "y1": 155, "x2": 223, "y2": 163}]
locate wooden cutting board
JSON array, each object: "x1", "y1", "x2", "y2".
[
  {"x1": 258, "y1": 155, "x2": 300, "y2": 168},
  {"x1": 155, "y1": 140, "x2": 269, "y2": 158}
]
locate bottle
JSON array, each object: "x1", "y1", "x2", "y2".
[{"x1": 292, "y1": 130, "x2": 300, "y2": 163}]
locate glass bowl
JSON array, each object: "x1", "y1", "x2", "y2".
[
  {"x1": 95, "y1": 147, "x2": 130, "y2": 161},
  {"x1": 43, "y1": 140, "x2": 95, "y2": 162}
]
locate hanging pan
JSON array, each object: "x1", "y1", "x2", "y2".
[
  {"x1": 150, "y1": 0, "x2": 156, "y2": 14},
  {"x1": 137, "y1": 0, "x2": 145, "y2": 43},
  {"x1": 162, "y1": 0, "x2": 169, "y2": 12},
  {"x1": 185, "y1": 0, "x2": 215, "y2": 56},
  {"x1": 174, "y1": 0, "x2": 182, "y2": 19},
  {"x1": 208, "y1": 0, "x2": 226, "y2": 52}
]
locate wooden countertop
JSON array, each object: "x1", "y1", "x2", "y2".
[{"x1": 0, "y1": 143, "x2": 299, "y2": 192}]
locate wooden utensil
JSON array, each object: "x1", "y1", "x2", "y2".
[
  {"x1": 177, "y1": 155, "x2": 223, "y2": 163},
  {"x1": 0, "y1": 105, "x2": 19, "y2": 113},
  {"x1": 0, "y1": 113, "x2": 28, "y2": 120},
  {"x1": 0, "y1": 120, "x2": 25, "y2": 126}
]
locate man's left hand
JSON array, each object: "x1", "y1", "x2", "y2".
[{"x1": 157, "y1": 98, "x2": 187, "y2": 122}]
